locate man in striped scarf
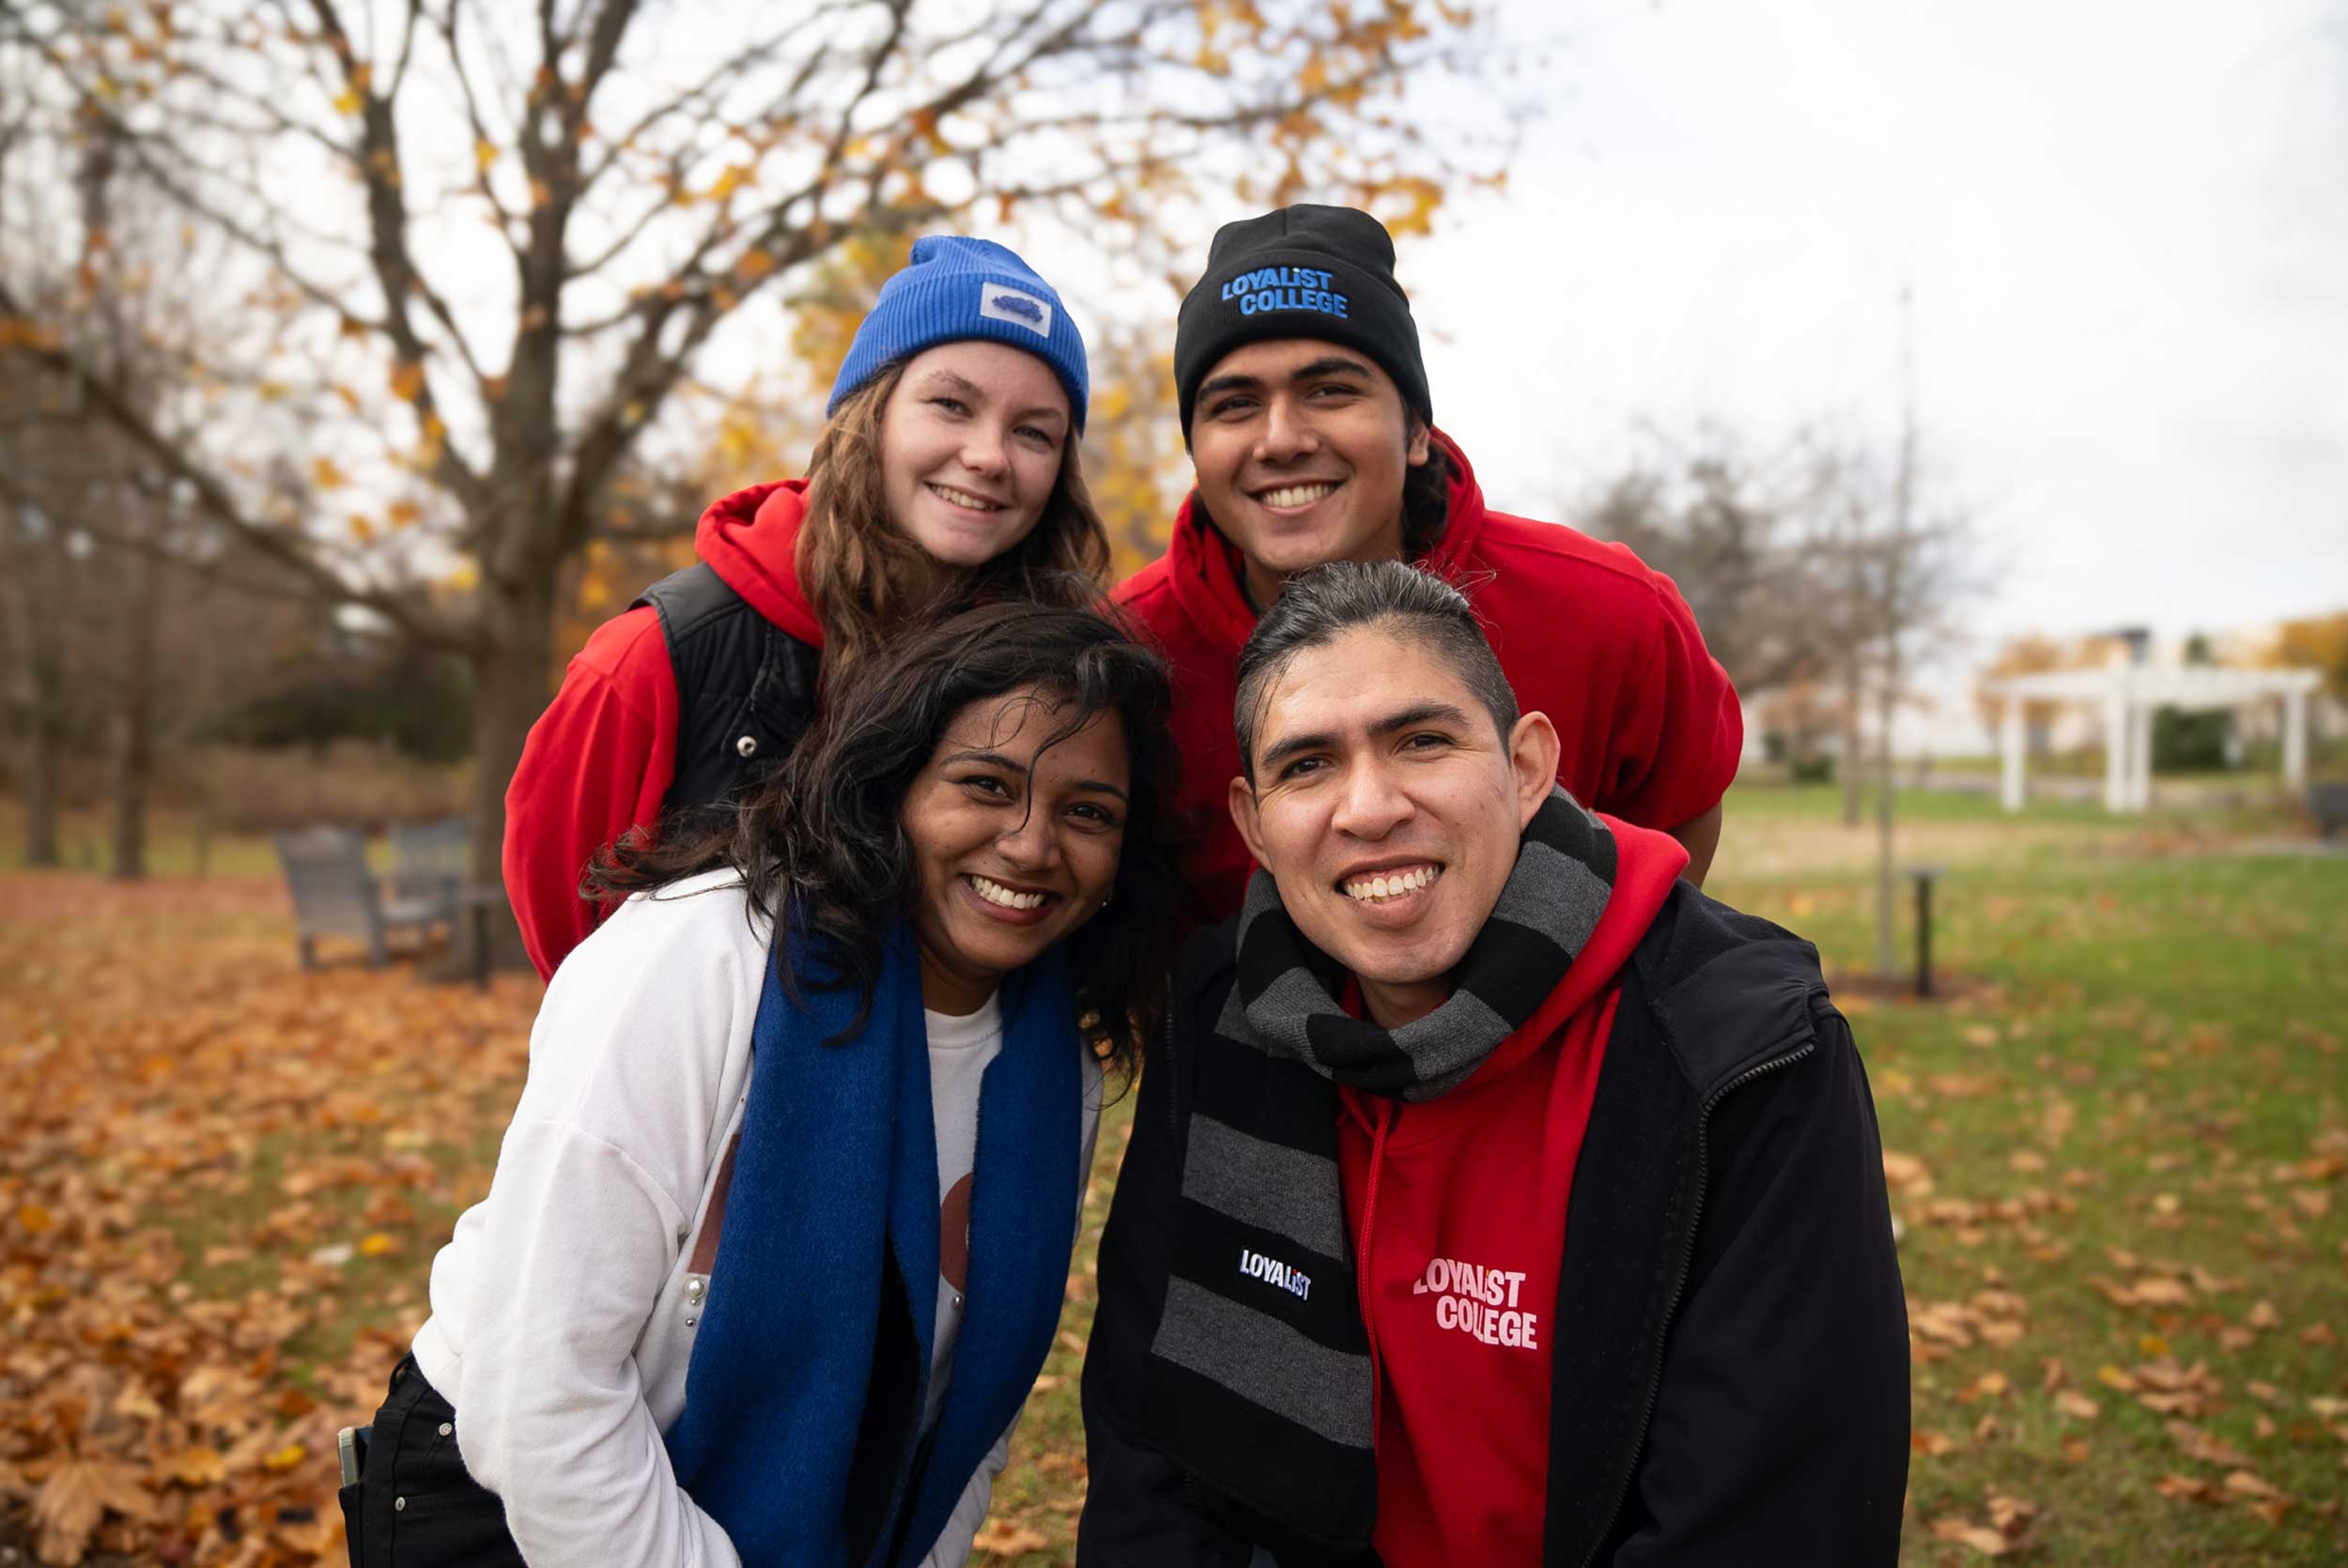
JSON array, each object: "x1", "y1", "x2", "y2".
[{"x1": 1079, "y1": 561, "x2": 1907, "y2": 1568}]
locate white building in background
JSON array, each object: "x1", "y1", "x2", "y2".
[
  {"x1": 1735, "y1": 615, "x2": 2344, "y2": 793},
  {"x1": 1980, "y1": 663, "x2": 2322, "y2": 812}
]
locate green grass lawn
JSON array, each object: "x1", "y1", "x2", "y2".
[
  {"x1": 3, "y1": 784, "x2": 2340, "y2": 1564},
  {"x1": 1703, "y1": 787, "x2": 2348, "y2": 1565}
]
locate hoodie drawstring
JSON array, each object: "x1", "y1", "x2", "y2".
[{"x1": 1354, "y1": 1096, "x2": 1396, "y2": 1451}]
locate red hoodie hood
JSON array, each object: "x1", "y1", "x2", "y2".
[
  {"x1": 1340, "y1": 810, "x2": 1688, "y2": 1135},
  {"x1": 693, "y1": 479, "x2": 826, "y2": 648},
  {"x1": 1161, "y1": 428, "x2": 1490, "y2": 656}
]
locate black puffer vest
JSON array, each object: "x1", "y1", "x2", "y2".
[{"x1": 633, "y1": 563, "x2": 821, "y2": 829}]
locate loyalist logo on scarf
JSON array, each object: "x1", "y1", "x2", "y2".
[{"x1": 1139, "y1": 788, "x2": 1616, "y2": 1548}]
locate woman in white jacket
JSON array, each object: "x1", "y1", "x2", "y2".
[{"x1": 345, "y1": 600, "x2": 1179, "y2": 1568}]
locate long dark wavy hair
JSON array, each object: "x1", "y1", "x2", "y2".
[{"x1": 589, "y1": 597, "x2": 1178, "y2": 1080}]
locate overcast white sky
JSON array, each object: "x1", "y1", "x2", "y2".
[{"x1": 1398, "y1": 0, "x2": 2347, "y2": 659}]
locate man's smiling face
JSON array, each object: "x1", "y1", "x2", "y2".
[
  {"x1": 1187, "y1": 339, "x2": 1433, "y2": 608},
  {"x1": 1228, "y1": 623, "x2": 1556, "y2": 1029}
]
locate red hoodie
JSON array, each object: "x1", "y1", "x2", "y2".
[
  {"x1": 1336, "y1": 816, "x2": 1688, "y2": 1568},
  {"x1": 1114, "y1": 434, "x2": 1741, "y2": 926},
  {"x1": 502, "y1": 481, "x2": 826, "y2": 979}
]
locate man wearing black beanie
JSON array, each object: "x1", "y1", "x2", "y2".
[{"x1": 1115, "y1": 204, "x2": 1744, "y2": 927}]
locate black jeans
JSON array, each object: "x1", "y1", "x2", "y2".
[{"x1": 348, "y1": 1356, "x2": 525, "y2": 1568}]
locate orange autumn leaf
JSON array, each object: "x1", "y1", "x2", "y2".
[
  {"x1": 32, "y1": 1456, "x2": 153, "y2": 1564},
  {"x1": 155, "y1": 1447, "x2": 226, "y2": 1488},
  {"x1": 970, "y1": 1518, "x2": 1050, "y2": 1556}
]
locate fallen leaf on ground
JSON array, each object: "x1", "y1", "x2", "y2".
[
  {"x1": 1959, "y1": 1371, "x2": 2010, "y2": 1402},
  {"x1": 154, "y1": 1447, "x2": 226, "y2": 1488},
  {"x1": 970, "y1": 1519, "x2": 1052, "y2": 1556},
  {"x1": 1987, "y1": 1494, "x2": 2038, "y2": 1532},
  {"x1": 32, "y1": 1456, "x2": 154, "y2": 1565},
  {"x1": 1882, "y1": 1150, "x2": 1934, "y2": 1192},
  {"x1": 2166, "y1": 1420, "x2": 2250, "y2": 1468},
  {"x1": 1930, "y1": 1519, "x2": 2018, "y2": 1556}
]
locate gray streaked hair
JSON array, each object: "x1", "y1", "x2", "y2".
[{"x1": 1233, "y1": 560, "x2": 1520, "y2": 783}]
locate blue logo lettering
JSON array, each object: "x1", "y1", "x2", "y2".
[
  {"x1": 1224, "y1": 268, "x2": 1348, "y2": 320},
  {"x1": 990, "y1": 292, "x2": 1043, "y2": 324}
]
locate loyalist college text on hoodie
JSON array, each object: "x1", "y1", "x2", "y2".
[
  {"x1": 502, "y1": 481, "x2": 825, "y2": 979},
  {"x1": 1113, "y1": 432, "x2": 1746, "y2": 927}
]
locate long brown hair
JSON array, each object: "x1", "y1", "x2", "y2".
[{"x1": 796, "y1": 360, "x2": 1111, "y2": 696}]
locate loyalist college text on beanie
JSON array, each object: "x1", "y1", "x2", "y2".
[
  {"x1": 1173, "y1": 204, "x2": 1430, "y2": 440},
  {"x1": 827, "y1": 235, "x2": 1091, "y2": 431}
]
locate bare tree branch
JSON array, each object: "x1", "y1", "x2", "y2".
[{"x1": 0, "y1": 280, "x2": 468, "y2": 653}]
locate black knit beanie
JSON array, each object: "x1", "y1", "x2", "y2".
[{"x1": 1174, "y1": 205, "x2": 1430, "y2": 442}]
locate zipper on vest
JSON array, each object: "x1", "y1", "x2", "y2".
[
  {"x1": 1354, "y1": 1098, "x2": 1396, "y2": 1452},
  {"x1": 1575, "y1": 1039, "x2": 1815, "y2": 1568},
  {"x1": 1162, "y1": 992, "x2": 1181, "y2": 1146}
]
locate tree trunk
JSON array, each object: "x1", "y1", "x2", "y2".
[
  {"x1": 109, "y1": 694, "x2": 151, "y2": 880},
  {"x1": 109, "y1": 543, "x2": 161, "y2": 881},
  {"x1": 1874, "y1": 667, "x2": 1898, "y2": 980},
  {"x1": 5, "y1": 521, "x2": 68, "y2": 869},
  {"x1": 1840, "y1": 657, "x2": 1864, "y2": 825},
  {"x1": 19, "y1": 705, "x2": 63, "y2": 868},
  {"x1": 465, "y1": 571, "x2": 559, "y2": 968}
]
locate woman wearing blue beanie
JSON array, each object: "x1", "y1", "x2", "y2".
[{"x1": 504, "y1": 236, "x2": 1107, "y2": 980}]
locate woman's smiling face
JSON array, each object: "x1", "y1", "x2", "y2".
[
  {"x1": 899, "y1": 684, "x2": 1132, "y2": 1015},
  {"x1": 879, "y1": 341, "x2": 1072, "y2": 570}
]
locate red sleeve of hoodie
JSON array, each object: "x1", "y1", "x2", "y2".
[
  {"x1": 501, "y1": 605, "x2": 681, "y2": 979},
  {"x1": 1599, "y1": 563, "x2": 1742, "y2": 832}
]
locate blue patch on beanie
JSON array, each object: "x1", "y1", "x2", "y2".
[{"x1": 826, "y1": 236, "x2": 1090, "y2": 432}]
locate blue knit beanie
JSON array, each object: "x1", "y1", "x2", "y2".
[{"x1": 826, "y1": 236, "x2": 1089, "y2": 432}]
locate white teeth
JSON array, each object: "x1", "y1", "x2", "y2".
[
  {"x1": 1259, "y1": 484, "x2": 1336, "y2": 509},
  {"x1": 1343, "y1": 867, "x2": 1436, "y2": 903},
  {"x1": 933, "y1": 484, "x2": 1003, "y2": 511},
  {"x1": 968, "y1": 874, "x2": 1045, "y2": 911}
]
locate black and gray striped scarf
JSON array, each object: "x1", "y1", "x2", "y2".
[{"x1": 1141, "y1": 789, "x2": 1617, "y2": 1549}]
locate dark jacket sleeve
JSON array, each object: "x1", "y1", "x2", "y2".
[
  {"x1": 1611, "y1": 999, "x2": 1908, "y2": 1567},
  {"x1": 1077, "y1": 1018, "x2": 1256, "y2": 1568}
]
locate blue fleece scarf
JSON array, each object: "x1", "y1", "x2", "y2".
[{"x1": 662, "y1": 922, "x2": 1084, "y2": 1567}]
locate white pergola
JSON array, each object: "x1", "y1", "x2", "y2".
[{"x1": 1982, "y1": 665, "x2": 2323, "y2": 813}]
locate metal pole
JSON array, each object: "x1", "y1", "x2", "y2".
[{"x1": 1913, "y1": 873, "x2": 1935, "y2": 998}]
